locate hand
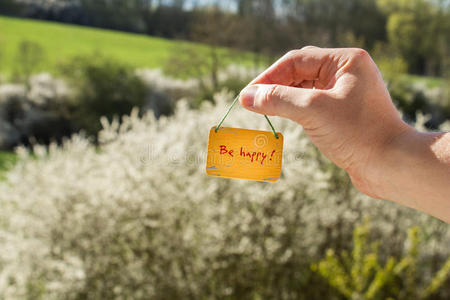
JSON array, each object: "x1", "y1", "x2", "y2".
[
  {"x1": 240, "y1": 46, "x2": 408, "y2": 198},
  {"x1": 239, "y1": 46, "x2": 450, "y2": 222}
]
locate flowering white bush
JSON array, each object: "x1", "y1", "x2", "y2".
[
  {"x1": 0, "y1": 74, "x2": 70, "y2": 149},
  {"x1": 216, "y1": 64, "x2": 264, "y2": 83},
  {"x1": 0, "y1": 90, "x2": 449, "y2": 299},
  {"x1": 27, "y1": 73, "x2": 69, "y2": 106},
  {"x1": 135, "y1": 69, "x2": 197, "y2": 118},
  {"x1": 0, "y1": 71, "x2": 195, "y2": 149},
  {"x1": 136, "y1": 69, "x2": 198, "y2": 99}
]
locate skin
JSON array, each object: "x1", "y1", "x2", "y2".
[{"x1": 239, "y1": 46, "x2": 450, "y2": 223}]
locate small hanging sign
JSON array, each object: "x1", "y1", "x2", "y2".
[{"x1": 206, "y1": 127, "x2": 283, "y2": 182}]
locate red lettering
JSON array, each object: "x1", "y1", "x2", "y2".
[
  {"x1": 237, "y1": 147, "x2": 276, "y2": 165},
  {"x1": 261, "y1": 152, "x2": 267, "y2": 165},
  {"x1": 220, "y1": 145, "x2": 227, "y2": 155},
  {"x1": 269, "y1": 150, "x2": 275, "y2": 161},
  {"x1": 219, "y1": 145, "x2": 234, "y2": 157}
]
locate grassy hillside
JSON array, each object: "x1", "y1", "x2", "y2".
[
  {"x1": 0, "y1": 16, "x2": 218, "y2": 75},
  {"x1": 1, "y1": 16, "x2": 443, "y2": 84}
]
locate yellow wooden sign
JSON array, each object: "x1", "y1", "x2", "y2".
[{"x1": 206, "y1": 127, "x2": 283, "y2": 182}]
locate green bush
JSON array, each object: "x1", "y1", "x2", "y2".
[
  {"x1": 313, "y1": 220, "x2": 450, "y2": 300},
  {"x1": 60, "y1": 54, "x2": 147, "y2": 137},
  {"x1": 0, "y1": 151, "x2": 17, "y2": 178}
]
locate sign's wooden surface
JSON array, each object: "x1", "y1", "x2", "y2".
[{"x1": 206, "y1": 127, "x2": 283, "y2": 182}]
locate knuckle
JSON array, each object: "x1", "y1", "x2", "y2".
[
  {"x1": 300, "y1": 45, "x2": 318, "y2": 51},
  {"x1": 266, "y1": 85, "x2": 280, "y2": 104},
  {"x1": 307, "y1": 91, "x2": 328, "y2": 110},
  {"x1": 351, "y1": 48, "x2": 371, "y2": 62},
  {"x1": 343, "y1": 48, "x2": 373, "y2": 71},
  {"x1": 285, "y1": 49, "x2": 300, "y2": 59},
  {"x1": 262, "y1": 85, "x2": 281, "y2": 109},
  {"x1": 285, "y1": 46, "x2": 319, "y2": 59}
]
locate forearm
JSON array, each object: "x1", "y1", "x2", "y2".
[{"x1": 371, "y1": 128, "x2": 450, "y2": 223}]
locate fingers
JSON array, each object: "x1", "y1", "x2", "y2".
[
  {"x1": 250, "y1": 46, "x2": 339, "y2": 88},
  {"x1": 239, "y1": 84, "x2": 328, "y2": 125}
]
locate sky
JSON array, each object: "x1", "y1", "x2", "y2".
[{"x1": 179, "y1": 0, "x2": 237, "y2": 11}]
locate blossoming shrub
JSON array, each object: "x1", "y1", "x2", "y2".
[
  {"x1": 0, "y1": 74, "x2": 72, "y2": 149},
  {"x1": 0, "y1": 91, "x2": 449, "y2": 299},
  {"x1": 0, "y1": 69, "x2": 195, "y2": 149},
  {"x1": 193, "y1": 65, "x2": 264, "y2": 106},
  {"x1": 0, "y1": 64, "x2": 254, "y2": 149}
]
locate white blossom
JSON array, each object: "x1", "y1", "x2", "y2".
[{"x1": 0, "y1": 88, "x2": 448, "y2": 299}]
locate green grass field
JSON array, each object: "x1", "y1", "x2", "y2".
[
  {"x1": 1, "y1": 16, "x2": 443, "y2": 85},
  {"x1": 0, "y1": 16, "x2": 224, "y2": 75}
]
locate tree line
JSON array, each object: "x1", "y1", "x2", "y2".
[{"x1": 1, "y1": 0, "x2": 449, "y2": 76}]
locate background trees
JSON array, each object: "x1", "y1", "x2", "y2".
[
  {"x1": 2, "y1": 0, "x2": 448, "y2": 76},
  {"x1": 378, "y1": 0, "x2": 450, "y2": 75}
]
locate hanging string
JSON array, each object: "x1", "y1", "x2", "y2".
[
  {"x1": 264, "y1": 115, "x2": 279, "y2": 139},
  {"x1": 215, "y1": 93, "x2": 279, "y2": 139}
]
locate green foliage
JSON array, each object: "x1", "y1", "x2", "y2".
[
  {"x1": 372, "y1": 42, "x2": 408, "y2": 84},
  {"x1": 386, "y1": 12, "x2": 425, "y2": 73},
  {"x1": 61, "y1": 55, "x2": 147, "y2": 137},
  {"x1": 164, "y1": 44, "x2": 215, "y2": 88},
  {"x1": 444, "y1": 77, "x2": 450, "y2": 109},
  {"x1": 0, "y1": 0, "x2": 19, "y2": 14},
  {"x1": 312, "y1": 221, "x2": 450, "y2": 300},
  {"x1": 12, "y1": 40, "x2": 44, "y2": 85},
  {"x1": 0, "y1": 151, "x2": 17, "y2": 179},
  {"x1": 377, "y1": 0, "x2": 448, "y2": 75}
]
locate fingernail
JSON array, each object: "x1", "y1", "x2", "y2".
[{"x1": 240, "y1": 85, "x2": 258, "y2": 107}]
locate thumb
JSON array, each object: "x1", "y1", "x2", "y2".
[{"x1": 239, "y1": 84, "x2": 323, "y2": 123}]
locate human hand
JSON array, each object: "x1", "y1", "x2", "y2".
[{"x1": 239, "y1": 46, "x2": 410, "y2": 199}]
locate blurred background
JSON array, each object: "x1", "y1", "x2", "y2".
[{"x1": 0, "y1": 1, "x2": 449, "y2": 299}]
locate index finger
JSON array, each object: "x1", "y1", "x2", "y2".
[{"x1": 250, "y1": 46, "x2": 344, "y2": 89}]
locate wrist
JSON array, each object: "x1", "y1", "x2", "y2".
[
  {"x1": 361, "y1": 127, "x2": 450, "y2": 221},
  {"x1": 349, "y1": 121, "x2": 415, "y2": 201},
  {"x1": 364, "y1": 125, "x2": 419, "y2": 202}
]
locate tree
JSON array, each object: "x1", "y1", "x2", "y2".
[
  {"x1": 281, "y1": 0, "x2": 386, "y2": 49},
  {"x1": 188, "y1": 7, "x2": 241, "y2": 89},
  {"x1": 234, "y1": 0, "x2": 281, "y2": 67},
  {"x1": 378, "y1": 0, "x2": 449, "y2": 75},
  {"x1": 0, "y1": 0, "x2": 20, "y2": 15},
  {"x1": 13, "y1": 40, "x2": 45, "y2": 88},
  {"x1": 79, "y1": 0, "x2": 146, "y2": 32}
]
